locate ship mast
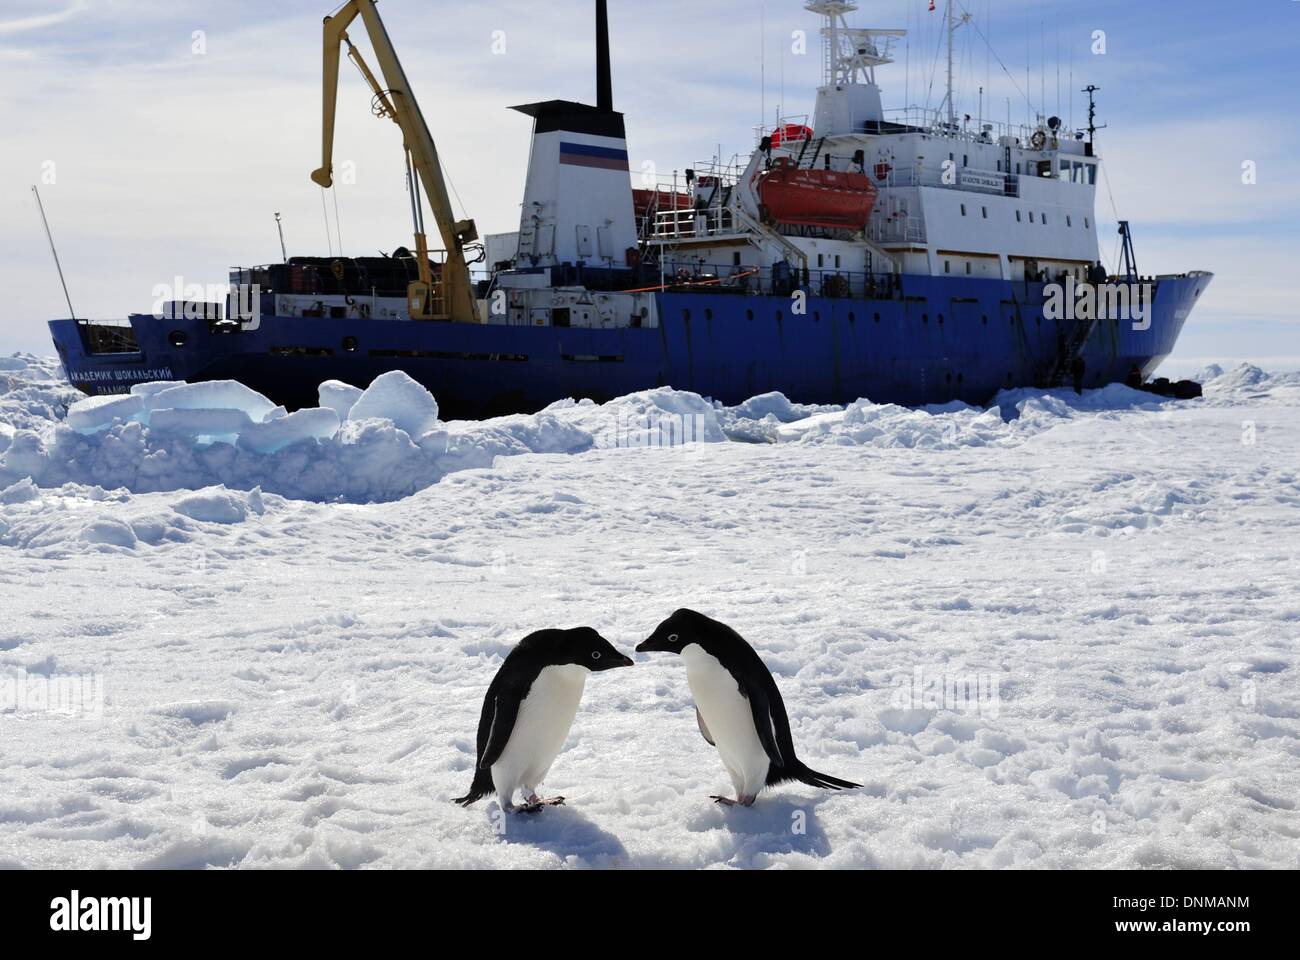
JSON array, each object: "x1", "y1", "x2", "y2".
[
  {"x1": 940, "y1": 0, "x2": 971, "y2": 132},
  {"x1": 946, "y1": 0, "x2": 954, "y2": 130},
  {"x1": 804, "y1": 1, "x2": 903, "y2": 87}
]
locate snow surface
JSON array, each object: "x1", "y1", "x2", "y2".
[{"x1": 1, "y1": 355, "x2": 1298, "y2": 869}]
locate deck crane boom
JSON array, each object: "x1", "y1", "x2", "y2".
[{"x1": 311, "y1": 0, "x2": 478, "y2": 323}]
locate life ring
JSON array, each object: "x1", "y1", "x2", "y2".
[{"x1": 1030, "y1": 130, "x2": 1047, "y2": 151}]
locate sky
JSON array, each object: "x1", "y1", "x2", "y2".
[{"x1": 0, "y1": 0, "x2": 1296, "y2": 369}]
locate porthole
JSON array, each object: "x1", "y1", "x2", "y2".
[
  {"x1": 342, "y1": 336, "x2": 358, "y2": 353},
  {"x1": 168, "y1": 331, "x2": 187, "y2": 348}
]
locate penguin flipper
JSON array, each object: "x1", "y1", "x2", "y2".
[
  {"x1": 742, "y1": 684, "x2": 788, "y2": 771},
  {"x1": 455, "y1": 688, "x2": 522, "y2": 806},
  {"x1": 478, "y1": 691, "x2": 522, "y2": 770},
  {"x1": 696, "y1": 708, "x2": 716, "y2": 746}
]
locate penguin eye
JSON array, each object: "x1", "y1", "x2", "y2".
[
  {"x1": 668, "y1": 634, "x2": 678, "y2": 643},
  {"x1": 590, "y1": 651, "x2": 601, "y2": 660}
]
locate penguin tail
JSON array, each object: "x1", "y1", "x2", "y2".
[
  {"x1": 773, "y1": 760, "x2": 860, "y2": 792},
  {"x1": 453, "y1": 769, "x2": 494, "y2": 806}
]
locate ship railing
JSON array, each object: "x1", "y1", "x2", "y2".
[
  {"x1": 648, "y1": 205, "x2": 739, "y2": 240},
  {"x1": 77, "y1": 319, "x2": 141, "y2": 355},
  {"x1": 637, "y1": 161, "x2": 744, "y2": 197},
  {"x1": 651, "y1": 259, "x2": 906, "y2": 302},
  {"x1": 688, "y1": 156, "x2": 747, "y2": 185},
  {"x1": 752, "y1": 114, "x2": 813, "y2": 147},
  {"x1": 867, "y1": 215, "x2": 927, "y2": 245},
  {"x1": 867, "y1": 159, "x2": 1021, "y2": 197},
  {"x1": 879, "y1": 107, "x2": 1047, "y2": 146}
]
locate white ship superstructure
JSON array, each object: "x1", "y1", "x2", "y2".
[{"x1": 645, "y1": 0, "x2": 1107, "y2": 292}]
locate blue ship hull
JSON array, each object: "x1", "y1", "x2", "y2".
[{"x1": 49, "y1": 274, "x2": 1210, "y2": 420}]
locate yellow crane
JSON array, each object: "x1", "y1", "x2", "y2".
[{"x1": 311, "y1": 0, "x2": 479, "y2": 323}]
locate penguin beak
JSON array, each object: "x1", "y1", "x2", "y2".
[
  {"x1": 615, "y1": 652, "x2": 635, "y2": 668},
  {"x1": 635, "y1": 636, "x2": 663, "y2": 654}
]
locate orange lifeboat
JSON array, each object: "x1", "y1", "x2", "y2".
[
  {"x1": 632, "y1": 188, "x2": 692, "y2": 221},
  {"x1": 757, "y1": 157, "x2": 878, "y2": 231},
  {"x1": 769, "y1": 123, "x2": 814, "y2": 147}
]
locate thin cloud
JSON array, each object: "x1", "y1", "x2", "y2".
[{"x1": 0, "y1": 0, "x2": 89, "y2": 37}]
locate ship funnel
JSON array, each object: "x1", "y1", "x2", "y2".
[
  {"x1": 507, "y1": 0, "x2": 636, "y2": 272},
  {"x1": 596, "y1": 0, "x2": 613, "y2": 111}
]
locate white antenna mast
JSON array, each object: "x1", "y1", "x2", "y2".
[
  {"x1": 275, "y1": 211, "x2": 288, "y2": 263},
  {"x1": 947, "y1": 0, "x2": 955, "y2": 129},
  {"x1": 31, "y1": 186, "x2": 77, "y2": 320},
  {"x1": 942, "y1": 0, "x2": 972, "y2": 131}
]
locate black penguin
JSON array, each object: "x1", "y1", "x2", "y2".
[
  {"x1": 637, "y1": 609, "x2": 858, "y2": 806},
  {"x1": 455, "y1": 627, "x2": 633, "y2": 812}
]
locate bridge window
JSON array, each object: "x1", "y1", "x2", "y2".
[
  {"x1": 1016, "y1": 210, "x2": 1022, "y2": 223},
  {"x1": 982, "y1": 206, "x2": 988, "y2": 219},
  {"x1": 1029, "y1": 211, "x2": 1035, "y2": 223},
  {"x1": 960, "y1": 204, "x2": 967, "y2": 216}
]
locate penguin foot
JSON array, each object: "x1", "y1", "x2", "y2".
[
  {"x1": 519, "y1": 795, "x2": 565, "y2": 813},
  {"x1": 711, "y1": 795, "x2": 756, "y2": 807}
]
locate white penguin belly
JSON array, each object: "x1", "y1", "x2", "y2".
[
  {"x1": 491, "y1": 664, "x2": 587, "y2": 799},
  {"x1": 681, "y1": 644, "x2": 770, "y2": 797}
]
